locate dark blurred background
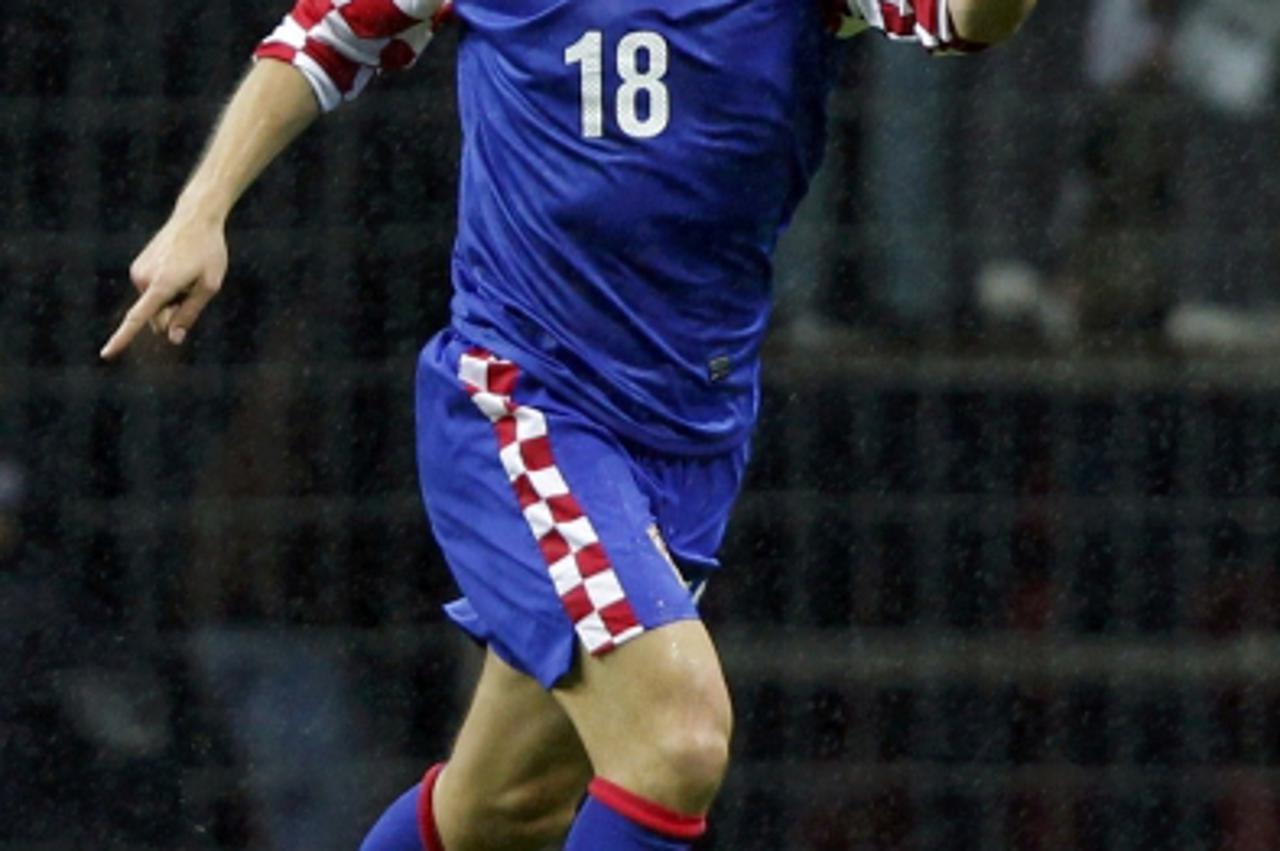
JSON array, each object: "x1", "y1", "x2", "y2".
[{"x1": 4, "y1": 0, "x2": 1280, "y2": 848}]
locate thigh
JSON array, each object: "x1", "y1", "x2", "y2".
[
  {"x1": 551, "y1": 619, "x2": 732, "y2": 809},
  {"x1": 436, "y1": 649, "x2": 592, "y2": 848}
]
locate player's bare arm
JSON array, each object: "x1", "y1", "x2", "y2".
[
  {"x1": 100, "y1": 61, "x2": 319, "y2": 359},
  {"x1": 950, "y1": 0, "x2": 1038, "y2": 44},
  {"x1": 100, "y1": 0, "x2": 449, "y2": 360}
]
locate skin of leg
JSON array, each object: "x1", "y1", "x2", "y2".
[
  {"x1": 552, "y1": 619, "x2": 733, "y2": 815},
  {"x1": 434, "y1": 649, "x2": 593, "y2": 851}
]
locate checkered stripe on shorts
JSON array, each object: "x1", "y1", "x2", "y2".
[{"x1": 458, "y1": 348, "x2": 645, "y2": 655}]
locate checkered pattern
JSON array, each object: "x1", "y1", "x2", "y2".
[
  {"x1": 255, "y1": 0, "x2": 454, "y2": 111},
  {"x1": 458, "y1": 348, "x2": 645, "y2": 655},
  {"x1": 846, "y1": 0, "x2": 987, "y2": 52}
]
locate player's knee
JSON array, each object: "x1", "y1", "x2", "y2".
[
  {"x1": 565, "y1": 621, "x2": 734, "y2": 812},
  {"x1": 650, "y1": 706, "x2": 732, "y2": 808},
  {"x1": 625, "y1": 628, "x2": 734, "y2": 809},
  {"x1": 622, "y1": 677, "x2": 732, "y2": 811}
]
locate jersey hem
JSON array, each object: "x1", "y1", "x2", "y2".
[{"x1": 446, "y1": 320, "x2": 756, "y2": 458}]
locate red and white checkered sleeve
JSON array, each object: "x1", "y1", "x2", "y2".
[
  {"x1": 255, "y1": 0, "x2": 455, "y2": 112},
  {"x1": 845, "y1": 0, "x2": 988, "y2": 53}
]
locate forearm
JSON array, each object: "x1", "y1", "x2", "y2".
[
  {"x1": 175, "y1": 59, "x2": 319, "y2": 224},
  {"x1": 102, "y1": 2, "x2": 445, "y2": 360},
  {"x1": 949, "y1": 0, "x2": 1037, "y2": 44}
]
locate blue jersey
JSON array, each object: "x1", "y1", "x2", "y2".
[
  {"x1": 263, "y1": 0, "x2": 966, "y2": 451},
  {"x1": 447, "y1": 0, "x2": 837, "y2": 453}
]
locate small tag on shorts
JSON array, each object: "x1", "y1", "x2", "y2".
[{"x1": 707, "y1": 354, "x2": 731, "y2": 383}]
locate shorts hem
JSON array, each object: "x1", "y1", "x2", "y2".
[{"x1": 444, "y1": 597, "x2": 703, "y2": 689}]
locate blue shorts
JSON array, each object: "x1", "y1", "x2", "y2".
[{"x1": 415, "y1": 328, "x2": 750, "y2": 688}]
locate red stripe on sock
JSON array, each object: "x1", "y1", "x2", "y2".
[
  {"x1": 588, "y1": 778, "x2": 708, "y2": 841},
  {"x1": 417, "y1": 763, "x2": 447, "y2": 851}
]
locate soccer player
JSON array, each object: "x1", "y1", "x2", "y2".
[{"x1": 102, "y1": 0, "x2": 1036, "y2": 848}]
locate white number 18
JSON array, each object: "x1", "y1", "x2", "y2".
[{"x1": 564, "y1": 30, "x2": 670, "y2": 140}]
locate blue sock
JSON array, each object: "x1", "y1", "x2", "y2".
[
  {"x1": 564, "y1": 778, "x2": 706, "y2": 851},
  {"x1": 360, "y1": 765, "x2": 446, "y2": 851}
]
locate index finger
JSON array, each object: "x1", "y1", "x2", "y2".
[{"x1": 100, "y1": 287, "x2": 174, "y2": 360}]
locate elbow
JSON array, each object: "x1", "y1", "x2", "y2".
[{"x1": 950, "y1": 0, "x2": 1037, "y2": 46}]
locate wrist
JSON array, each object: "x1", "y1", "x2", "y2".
[{"x1": 173, "y1": 181, "x2": 234, "y2": 227}]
